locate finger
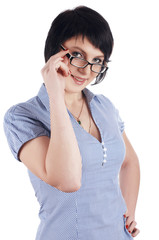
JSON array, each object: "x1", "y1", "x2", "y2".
[
  {"x1": 50, "y1": 49, "x2": 69, "y2": 60},
  {"x1": 54, "y1": 61, "x2": 70, "y2": 77},
  {"x1": 131, "y1": 227, "x2": 140, "y2": 237},
  {"x1": 63, "y1": 55, "x2": 69, "y2": 65},
  {"x1": 46, "y1": 55, "x2": 64, "y2": 68},
  {"x1": 127, "y1": 220, "x2": 137, "y2": 233},
  {"x1": 125, "y1": 215, "x2": 134, "y2": 228},
  {"x1": 41, "y1": 57, "x2": 64, "y2": 75},
  {"x1": 42, "y1": 49, "x2": 69, "y2": 70},
  {"x1": 123, "y1": 209, "x2": 129, "y2": 218}
]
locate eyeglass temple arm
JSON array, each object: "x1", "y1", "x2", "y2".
[{"x1": 60, "y1": 45, "x2": 71, "y2": 59}]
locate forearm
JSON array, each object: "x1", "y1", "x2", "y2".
[
  {"x1": 119, "y1": 159, "x2": 140, "y2": 216},
  {"x1": 45, "y1": 96, "x2": 82, "y2": 192}
]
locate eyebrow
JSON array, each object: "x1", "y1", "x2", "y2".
[{"x1": 71, "y1": 46, "x2": 104, "y2": 58}]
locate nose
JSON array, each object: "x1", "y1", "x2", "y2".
[{"x1": 78, "y1": 64, "x2": 91, "y2": 76}]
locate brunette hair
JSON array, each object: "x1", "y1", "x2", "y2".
[{"x1": 44, "y1": 6, "x2": 114, "y2": 85}]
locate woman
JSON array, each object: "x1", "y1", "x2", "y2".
[{"x1": 3, "y1": 6, "x2": 140, "y2": 240}]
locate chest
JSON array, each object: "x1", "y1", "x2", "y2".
[
  {"x1": 75, "y1": 101, "x2": 102, "y2": 143},
  {"x1": 89, "y1": 117, "x2": 102, "y2": 143}
]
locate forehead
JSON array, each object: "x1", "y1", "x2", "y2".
[{"x1": 64, "y1": 35, "x2": 104, "y2": 57}]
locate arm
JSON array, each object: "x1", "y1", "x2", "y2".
[
  {"x1": 19, "y1": 50, "x2": 82, "y2": 193},
  {"x1": 119, "y1": 131, "x2": 140, "y2": 237},
  {"x1": 44, "y1": 95, "x2": 82, "y2": 192}
]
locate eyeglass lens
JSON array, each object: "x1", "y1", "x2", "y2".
[
  {"x1": 71, "y1": 58, "x2": 106, "y2": 73},
  {"x1": 60, "y1": 45, "x2": 107, "y2": 73}
]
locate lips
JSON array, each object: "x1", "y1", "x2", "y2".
[
  {"x1": 71, "y1": 74, "x2": 87, "y2": 81},
  {"x1": 71, "y1": 74, "x2": 87, "y2": 85}
]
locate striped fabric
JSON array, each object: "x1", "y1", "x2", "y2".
[{"x1": 3, "y1": 83, "x2": 133, "y2": 240}]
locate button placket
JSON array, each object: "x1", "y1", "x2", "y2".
[{"x1": 101, "y1": 141, "x2": 107, "y2": 166}]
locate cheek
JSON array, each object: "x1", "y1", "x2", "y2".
[
  {"x1": 89, "y1": 72, "x2": 98, "y2": 81},
  {"x1": 68, "y1": 65, "x2": 77, "y2": 74},
  {"x1": 68, "y1": 64, "x2": 98, "y2": 82},
  {"x1": 86, "y1": 75, "x2": 97, "y2": 85}
]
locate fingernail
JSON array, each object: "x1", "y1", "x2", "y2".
[
  {"x1": 126, "y1": 225, "x2": 129, "y2": 229},
  {"x1": 64, "y1": 49, "x2": 68, "y2": 51},
  {"x1": 129, "y1": 230, "x2": 131, "y2": 233},
  {"x1": 123, "y1": 214, "x2": 126, "y2": 218}
]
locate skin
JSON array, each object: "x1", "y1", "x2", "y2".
[
  {"x1": 62, "y1": 37, "x2": 105, "y2": 106},
  {"x1": 121, "y1": 132, "x2": 140, "y2": 237},
  {"x1": 41, "y1": 35, "x2": 140, "y2": 237}
]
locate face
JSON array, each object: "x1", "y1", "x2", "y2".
[{"x1": 62, "y1": 36, "x2": 105, "y2": 93}]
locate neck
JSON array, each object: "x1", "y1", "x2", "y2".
[{"x1": 64, "y1": 90, "x2": 84, "y2": 107}]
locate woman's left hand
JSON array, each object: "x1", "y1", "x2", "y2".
[{"x1": 123, "y1": 210, "x2": 140, "y2": 237}]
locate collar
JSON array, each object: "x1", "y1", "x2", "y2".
[{"x1": 37, "y1": 83, "x2": 100, "y2": 111}]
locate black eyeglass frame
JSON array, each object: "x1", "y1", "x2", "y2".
[{"x1": 60, "y1": 45, "x2": 108, "y2": 74}]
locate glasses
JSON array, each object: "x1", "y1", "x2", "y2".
[{"x1": 60, "y1": 45, "x2": 108, "y2": 74}]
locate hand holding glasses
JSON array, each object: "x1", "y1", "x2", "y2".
[{"x1": 60, "y1": 45, "x2": 108, "y2": 74}]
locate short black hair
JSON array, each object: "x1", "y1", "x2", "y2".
[{"x1": 44, "y1": 6, "x2": 114, "y2": 85}]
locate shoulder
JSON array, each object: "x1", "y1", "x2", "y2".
[
  {"x1": 83, "y1": 87, "x2": 114, "y2": 109},
  {"x1": 95, "y1": 94, "x2": 116, "y2": 111},
  {"x1": 3, "y1": 95, "x2": 50, "y2": 161},
  {"x1": 95, "y1": 93, "x2": 125, "y2": 132},
  {"x1": 97, "y1": 94, "x2": 113, "y2": 104},
  {"x1": 3, "y1": 94, "x2": 49, "y2": 141},
  {"x1": 4, "y1": 95, "x2": 44, "y2": 122}
]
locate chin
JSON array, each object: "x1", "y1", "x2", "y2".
[{"x1": 65, "y1": 80, "x2": 86, "y2": 93}]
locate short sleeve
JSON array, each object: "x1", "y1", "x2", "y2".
[
  {"x1": 114, "y1": 107, "x2": 125, "y2": 134},
  {"x1": 3, "y1": 105, "x2": 50, "y2": 162},
  {"x1": 99, "y1": 94, "x2": 125, "y2": 134}
]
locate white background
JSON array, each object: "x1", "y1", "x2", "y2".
[{"x1": 0, "y1": 0, "x2": 159, "y2": 239}]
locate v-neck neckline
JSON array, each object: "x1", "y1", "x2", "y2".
[{"x1": 67, "y1": 102, "x2": 103, "y2": 145}]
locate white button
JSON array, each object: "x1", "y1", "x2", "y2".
[
  {"x1": 103, "y1": 154, "x2": 107, "y2": 158},
  {"x1": 102, "y1": 142, "x2": 105, "y2": 146},
  {"x1": 103, "y1": 147, "x2": 107, "y2": 151},
  {"x1": 102, "y1": 159, "x2": 107, "y2": 164}
]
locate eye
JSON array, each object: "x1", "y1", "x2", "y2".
[
  {"x1": 71, "y1": 51, "x2": 83, "y2": 58},
  {"x1": 93, "y1": 58, "x2": 103, "y2": 64}
]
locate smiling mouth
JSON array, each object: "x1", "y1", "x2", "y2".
[{"x1": 71, "y1": 74, "x2": 87, "y2": 82}]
